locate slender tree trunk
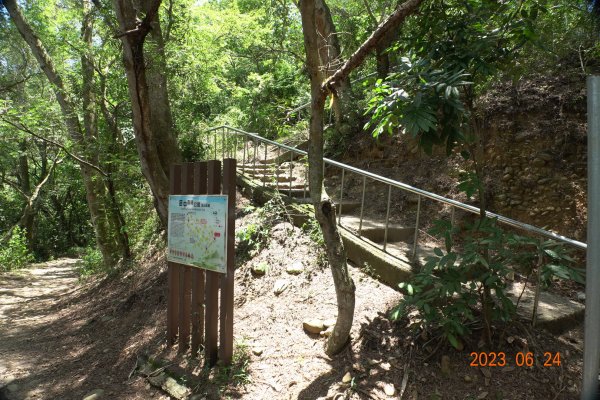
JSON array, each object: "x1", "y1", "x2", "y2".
[
  {"x1": 81, "y1": 0, "x2": 130, "y2": 262},
  {"x1": 17, "y1": 140, "x2": 34, "y2": 246},
  {"x1": 363, "y1": 0, "x2": 402, "y2": 80},
  {"x1": 112, "y1": 0, "x2": 181, "y2": 227},
  {"x1": 300, "y1": 0, "x2": 355, "y2": 356},
  {"x1": 375, "y1": 27, "x2": 399, "y2": 79},
  {"x1": 299, "y1": 0, "x2": 424, "y2": 355},
  {"x1": 3, "y1": 0, "x2": 125, "y2": 268},
  {"x1": 98, "y1": 67, "x2": 128, "y2": 152},
  {"x1": 98, "y1": 68, "x2": 132, "y2": 260}
]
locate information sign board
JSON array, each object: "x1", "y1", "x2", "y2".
[{"x1": 167, "y1": 195, "x2": 228, "y2": 273}]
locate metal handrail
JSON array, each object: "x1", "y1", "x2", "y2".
[{"x1": 206, "y1": 125, "x2": 587, "y2": 251}]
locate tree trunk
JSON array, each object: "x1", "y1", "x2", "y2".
[
  {"x1": 17, "y1": 139, "x2": 34, "y2": 246},
  {"x1": 375, "y1": 26, "x2": 399, "y2": 79},
  {"x1": 363, "y1": 1, "x2": 403, "y2": 80},
  {"x1": 112, "y1": 0, "x2": 182, "y2": 228},
  {"x1": 300, "y1": 0, "x2": 356, "y2": 356},
  {"x1": 299, "y1": 0, "x2": 424, "y2": 355},
  {"x1": 3, "y1": 154, "x2": 61, "y2": 249},
  {"x1": 81, "y1": 0, "x2": 131, "y2": 262},
  {"x1": 4, "y1": 0, "x2": 126, "y2": 268},
  {"x1": 145, "y1": 20, "x2": 181, "y2": 173}
]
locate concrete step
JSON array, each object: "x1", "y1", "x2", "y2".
[
  {"x1": 291, "y1": 198, "x2": 361, "y2": 212},
  {"x1": 339, "y1": 215, "x2": 415, "y2": 243},
  {"x1": 239, "y1": 163, "x2": 276, "y2": 170},
  {"x1": 265, "y1": 182, "x2": 307, "y2": 191},
  {"x1": 244, "y1": 170, "x2": 284, "y2": 178},
  {"x1": 338, "y1": 215, "x2": 438, "y2": 265},
  {"x1": 255, "y1": 175, "x2": 297, "y2": 183},
  {"x1": 506, "y1": 282, "x2": 584, "y2": 332},
  {"x1": 275, "y1": 188, "x2": 309, "y2": 198},
  {"x1": 241, "y1": 140, "x2": 308, "y2": 164},
  {"x1": 255, "y1": 153, "x2": 304, "y2": 164},
  {"x1": 334, "y1": 200, "x2": 361, "y2": 213}
]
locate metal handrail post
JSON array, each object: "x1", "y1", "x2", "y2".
[
  {"x1": 303, "y1": 161, "x2": 307, "y2": 199},
  {"x1": 242, "y1": 139, "x2": 246, "y2": 175},
  {"x1": 358, "y1": 176, "x2": 366, "y2": 237},
  {"x1": 338, "y1": 168, "x2": 345, "y2": 225},
  {"x1": 289, "y1": 151, "x2": 293, "y2": 197},
  {"x1": 263, "y1": 143, "x2": 267, "y2": 188},
  {"x1": 383, "y1": 185, "x2": 392, "y2": 252},
  {"x1": 412, "y1": 195, "x2": 422, "y2": 260},
  {"x1": 253, "y1": 139, "x2": 257, "y2": 174},
  {"x1": 582, "y1": 75, "x2": 600, "y2": 400},
  {"x1": 213, "y1": 134, "x2": 217, "y2": 160},
  {"x1": 276, "y1": 146, "x2": 281, "y2": 192},
  {"x1": 234, "y1": 130, "x2": 238, "y2": 158},
  {"x1": 221, "y1": 128, "x2": 225, "y2": 160}
]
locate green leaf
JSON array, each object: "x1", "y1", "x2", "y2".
[
  {"x1": 447, "y1": 332, "x2": 460, "y2": 349},
  {"x1": 389, "y1": 303, "x2": 406, "y2": 320},
  {"x1": 543, "y1": 249, "x2": 560, "y2": 259}
]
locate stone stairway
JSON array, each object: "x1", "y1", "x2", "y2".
[
  {"x1": 236, "y1": 142, "x2": 441, "y2": 269},
  {"x1": 239, "y1": 143, "x2": 460, "y2": 265}
]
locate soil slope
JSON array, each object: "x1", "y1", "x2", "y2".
[{"x1": 0, "y1": 191, "x2": 586, "y2": 400}]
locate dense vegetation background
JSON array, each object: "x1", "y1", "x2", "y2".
[{"x1": 0, "y1": 0, "x2": 597, "y2": 282}]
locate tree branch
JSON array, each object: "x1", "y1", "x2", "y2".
[
  {"x1": 1, "y1": 152, "x2": 63, "y2": 244},
  {"x1": 0, "y1": 176, "x2": 29, "y2": 199},
  {"x1": 1, "y1": 117, "x2": 108, "y2": 177},
  {"x1": 323, "y1": 0, "x2": 423, "y2": 94},
  {"x1": 0, "y1": 74, "x2": 34, "y2": 94},
  {"x1": 29, "y1": 152, "x2": 63, "y2": 206},
  {"x1": 361, "y1": 0, "x2": 379, "y2": 27}
]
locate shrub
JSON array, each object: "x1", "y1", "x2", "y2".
[
  {"x1": 302, "y1": 217, "x2": 324, "y2": 247},
  {"x1": 78, "y1": 247, "x2": 104, "y2": 277},
  {"x1": 391, "y1": 217, "x2": 582, "y2": 349},
  {"x1": 236, "y1": 222, "x2": 267, "y2": 257},
  {"x1": 0, "y1": 226, "x2": 34, "y2": 271}
]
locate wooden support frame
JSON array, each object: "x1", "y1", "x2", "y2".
[{"x1": 167, "y1": 159, "x2": 236, "y2": 366}]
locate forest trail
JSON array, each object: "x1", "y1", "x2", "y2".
[{"x1": 0, "y1": 259, "x2": 82, "y2": 399}]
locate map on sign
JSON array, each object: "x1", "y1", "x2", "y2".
[{"x1": 167, "y1": 195, "x2": 228, "y2": 273}]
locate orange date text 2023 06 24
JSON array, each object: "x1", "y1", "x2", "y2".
[{"x1": 469, "y1": 351, "x2": 562, "y2": 368}]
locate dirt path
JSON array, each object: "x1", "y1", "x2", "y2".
[
  {"x1": 0, "y1": 255, "x2": 169, "y2": 400},
  {"x1": 0, "y1": 259, "x2": 84, "y2": 399},
  {"x1": 0, "y1": 201, "x2": 585, "y2": 400}
]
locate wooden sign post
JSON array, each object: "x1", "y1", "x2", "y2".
[{"x1": 166, "y1": 159, "x2": 236, "y2": 366}]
